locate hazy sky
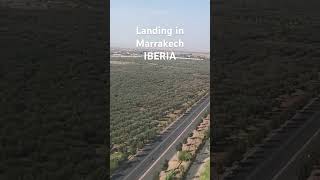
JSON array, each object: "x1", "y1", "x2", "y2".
[{"x1": 110, "y1": 0, "x2": 210, "y2": 52}]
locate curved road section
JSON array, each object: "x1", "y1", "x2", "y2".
[{"x1": 111, "y1": 96, "x2": 210, "y2": 180}]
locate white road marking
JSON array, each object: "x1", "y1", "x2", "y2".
[
  {"x1": 272, "y1": 128, "x2": 320, "y2": 180},
  {"x1": 121, "y1": 99, "x2": 209, "y2": 180},
  {"x1": 138, "y1": 103, "x2": 210, "y2": 180},
  {"x1": 245, "y1": 96, "x2": 320, "y2": 180}
]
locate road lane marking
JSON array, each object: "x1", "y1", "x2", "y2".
[
  {"x1": 139, "y1": 103, "x2": 210, "y2": 180},
  {"x1": 245, "y1": 97, "x2": 320, "y2": 180},
  {"x1": 272, "y1": 128, "x2": 320, "y2": 180},
  {"x1": 160, "y1": 95, "x2": 208, "y2": 134},
  {"x1": 122, "y1": 98, "x2": 209, "y2": 180}
]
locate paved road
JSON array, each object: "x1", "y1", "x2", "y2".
[
  {"x1": 111, "y1": 96, "x2": 210, "y2": 180},
  {"x1": 224, "y1": 96, "x2": 320, "y2": 180},
  {"x1": 247, "y1": 113, "x2": 320, "y2": 180}
]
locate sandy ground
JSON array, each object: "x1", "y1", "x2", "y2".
[{"x1": 185, "y1": 139, "x2": 210, "y2": 179}]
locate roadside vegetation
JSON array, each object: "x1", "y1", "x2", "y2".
[
  {"x1": 178, "y1": 151, "x2": 193, "y2": 161},
  {"x1": 160, "y1": 114, "x2": 210, "y2": 179},
  {"x1": 110, "y1": 57, "x2": 209, "y2": 173},
  {"x1": 200, "y1": 160, "x2": 210, "y2": 180}
]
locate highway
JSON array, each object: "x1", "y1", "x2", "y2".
[
  {"x1": 111, "y1": 96, "x2": 210, "y2": 180},
  {"x1": 224, "y1": 96, "x2": 320, "y2": 180}
]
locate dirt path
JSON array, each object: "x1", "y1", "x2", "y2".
[{"x1": 185, "y1": 139, "x2": 210, "y2": 179}]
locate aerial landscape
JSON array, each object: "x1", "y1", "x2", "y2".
[
  {"x1": 213, "y1": 0, "x2": 320, "y2": 179},
  {"x1": 4, "y1": 0, "x2": 320, "y2": 179},
  {"x1": 110, "y1": 0, "x2": 210, "y2": 179},
  {"x1": 110, "y1": 49, "x2": 210, "y2": 180}
]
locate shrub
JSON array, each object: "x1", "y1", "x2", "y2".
[
  {"x1": 178, "y1": 151, "x2": 193, "y2": 161},
  {"x1": 165, "y1": 170, "x2": 176, "y2": 180}
]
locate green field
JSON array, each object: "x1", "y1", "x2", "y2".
[{"x1": 110, "y1": 57, "x2": 209, "y2": 172}]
